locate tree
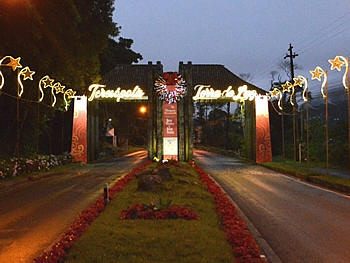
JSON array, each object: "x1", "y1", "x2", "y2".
[
  {"x1": 0, "y1": 0, "x2": 142, "y2": 156},
  {"x1": 100, "y1": 38, "x2": 143, "y2": 75},
  {"x1": 0, "y1": 0, "x2": 118, "y2": 91}
]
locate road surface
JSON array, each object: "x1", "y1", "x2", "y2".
[
  {"x1": 0, "y1": 151, "x2": 147, "y2": 263},
  {"x1": 194, "y1": 149, "x2": 350, "y2": 263}
]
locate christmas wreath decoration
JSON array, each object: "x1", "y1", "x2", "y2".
[{"x1": 154, "y1": 73, "x2": 187, "y2": 104}]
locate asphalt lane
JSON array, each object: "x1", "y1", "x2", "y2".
[
  {"x1": 194, "y1": 149, "x2": 350, "y2": 263},
  {"x1": 0, "y1": 150, "x2": 147, "y2": 263}
]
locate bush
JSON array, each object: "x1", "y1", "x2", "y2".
[{"x1": 0, "y1": 152, "x2": 72, "y2": 179}]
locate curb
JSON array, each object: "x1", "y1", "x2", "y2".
[{"x1": 260, "y1": 164, "x2": 350, "y2": 195}]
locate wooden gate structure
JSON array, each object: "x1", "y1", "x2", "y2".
[{"x1": 71, "y1": 61, "x2": 271, "y2": 163}]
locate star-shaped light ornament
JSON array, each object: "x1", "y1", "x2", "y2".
[
  {"x1": 309, "y1": 67, "x2": 324, "y2": 81},
  {"x1": 65, "y1": 89, "x2": 76, "y2": 98},
  {"x1": 21, "y1": 67, "x2": 35, "y2": 80},
  {"x1": 63, "y1": 89, "x2": 77, "y2": 111},
  {"x1": 328, "y1": 56, "x2": 345, "y2": 71},
  {"x1": 269, "y1": 88, "x2": 281, "y2": 98},
  {"x1": 54, "y1": 83, "x2": 65, "y2": 94},
  {"x1": 293, "y1": 76, "x2": 304, "y2": 87},
  {"x1": 43, "y1": 76, "x2": 54, "y2": 88},
  {"x1": 281, "y1": 81, "x2": 293, "y2": 93},
  {"x1": 310, "y1": 66, "x2": 328, "y2": 98},
  {"x1": 5, "y1": 56, "x2": 22, "y2": 71}
]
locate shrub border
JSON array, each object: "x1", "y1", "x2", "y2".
[
  {"x1": 35, "y1": 160, "x2": 266, "y2": 263},
  {"x1": 190, "y1": 160, "x2": 266, "y2": 263},
  {"x1": 34, "y1": 161, "x2": 151, "y2": 263}
]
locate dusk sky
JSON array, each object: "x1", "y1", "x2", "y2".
[{"x1": 113, "y1": 0, "x2": 350, "y2": 95}]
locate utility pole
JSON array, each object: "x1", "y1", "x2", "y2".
[{"x1": 284, "y1": 43, "x2": 299, "y2": 162}]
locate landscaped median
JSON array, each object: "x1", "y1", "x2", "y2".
[
  {"x1": 260, "y1": 162, "x2": 350, "y2": 194},
  {"x1": 35, "y1": 160, "x2": 265, "y2": 263}
]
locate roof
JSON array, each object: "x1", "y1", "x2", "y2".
[
  {"x1": 101, "y1": 63, "x2": 162, "y2": 92},
  {"x1": 179, "y1": 63, "x2": 266, "y2": 94}
]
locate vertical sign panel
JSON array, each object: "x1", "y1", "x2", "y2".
[
  {"x1": 255, "y1": 96, "x2": 272, "y2": 163},
  {"x1": 163, "y1": 87, "x2": 178, "y2": 160},
  {"x1": 71, "y1": 96, "x2": 88, "y2": 163}
]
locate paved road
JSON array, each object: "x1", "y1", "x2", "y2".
[
  {"x1": 0, "y1": 151, "x2": 147, "y2": 263},
  {"x1": 194, "y1": 149, "x2": 350, "y2": 263}
]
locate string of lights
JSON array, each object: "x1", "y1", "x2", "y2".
[{"x1": 0, "y1": 55, "x2": 76, "y2": 111}]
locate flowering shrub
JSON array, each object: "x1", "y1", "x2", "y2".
[
  {"x1": 34, "y1": 161, "x2": 151, "y2": 263},
  {"x1": 0, "y1": 153, "x2": 72, "y2": 179},
  {"x1": 120, "y1": 203, "x2": 199, "y2": 220},
  {"x1": 190, "y1": 161, "x2": 266, "y2": 263}
]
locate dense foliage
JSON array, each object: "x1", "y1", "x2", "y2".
[
  {"x1": 0, "y1": 0, "x2": 142, "y2": 157},
  {"x1": 194, "y1": 102, "x2": 245, "y2": 154}
]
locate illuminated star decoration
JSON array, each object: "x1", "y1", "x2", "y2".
[
  {"x1": 293, "y1": 76, "x2": 304, "y2": 87},
  {"x1": 0, "y1": 56, "x2": 23, "y2": 90},
  {"x1": 64, "y1": 89, "x2": 76, "y2": 111},
  {"x1": 17, "y1": 67, "x2": 36, "y2": 97},
  {"x1": 281, "y1": 81, "x2": 296, "y2": 106},
  {"x1": 269, "y1": 88, "x2": 283, "y2": 110},
  {"x1": 328, "y1": 56, "x2": 345, "y2": 71},
  {"x1": 328, "y1": 55, "x2": 349, "y2": 91},
  {"x1": 269, "y1": 88, "x2": 281, "y2": 98},
  {"x1": 295, "y1": 75, "x2": 308, "y2": 102},
  {"x1": 310, "y1": 66, "x2": 327, "y2": 98},
  {"x1": 0, "y1": 56, "x2": 23, "y2": 71},
  {"x1": 291, "y1": 76, "x2": 308, "y2": 104},
  {"x1": 309, "y1": 67, "x2": 323, "y2": 81},
  {"x1": 51, "y1": 82, "x2": 66, "y2": 107},
  {"x1": 38, "y1": 75, "x2": 55, "y2": 102},
  {"x1": 281, "y1": 81, "x2": 293, "y2": 93},
  {"x1": 54, "y1": 83, "x2": 65, "y2": 94},
  {"x1": 50, "y1": 82, "x2": 66, "y2": 107}
]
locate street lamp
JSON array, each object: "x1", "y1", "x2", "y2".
[{"x1": 139, "y1": 105, "x2": 147, "y2": 114}]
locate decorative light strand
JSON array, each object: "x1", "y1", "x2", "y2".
[
  {"x1": 0, "y1": 56, "x2": 23, "y2": 91},
  {"x1": 328, "y1": 55, "x2": 349, "y2": 91},
  {"x1": 295, "y1": 75, "x2": 309, "y2": 102},
  {"x1": 0, "y1": 56, "x2": 22, "y2": 71},
  {"x1": 17, "y1": 67, "x2": 35, "y2": 97},
  {"x1": 268, "y1": 88, "x2": 283, "y2": 110},
  {"x1": 64, "y1": 89, "x2": 76, "y2": 111},
  {"x1": 0, "y1": 71, "x2": 4, "y2": 90},
  {"x1": 310, "y1": 66, "x2": 327, "y2": 98}
]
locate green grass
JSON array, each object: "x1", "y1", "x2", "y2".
[
  {"x1": 261, "y1": 162, "x2": 350, "y2": 192},
  {"x1": 312, "y1": 175, "x2": 350, "y2": 188},
  {"x1": 261, "y1": 162, "x2": 321, "y2": 179},
  {"x1": 272, "y1": 156, "x2": 347, "y2": 171},
  {"x1": 65, "y1": 163, "x2": 235, "y2": 263}
]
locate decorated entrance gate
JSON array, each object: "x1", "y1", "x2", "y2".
[{"x1": 71, "y1": 61, "x2": 272, "y2": 164}]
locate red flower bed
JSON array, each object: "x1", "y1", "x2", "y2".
[
  {"x1": 120, "y1": 203, "x2": 199, "y2": 220},
  {"x1": 34, "y1": 161, "x2": 151, "y2": 263},
  {"x1": 190, "y1": 161, "x2": 266, "y2": 263}
]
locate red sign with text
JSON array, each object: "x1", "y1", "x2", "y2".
[{"x1": 163, "y1": 84, "x2": 178, "y2": 160}]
